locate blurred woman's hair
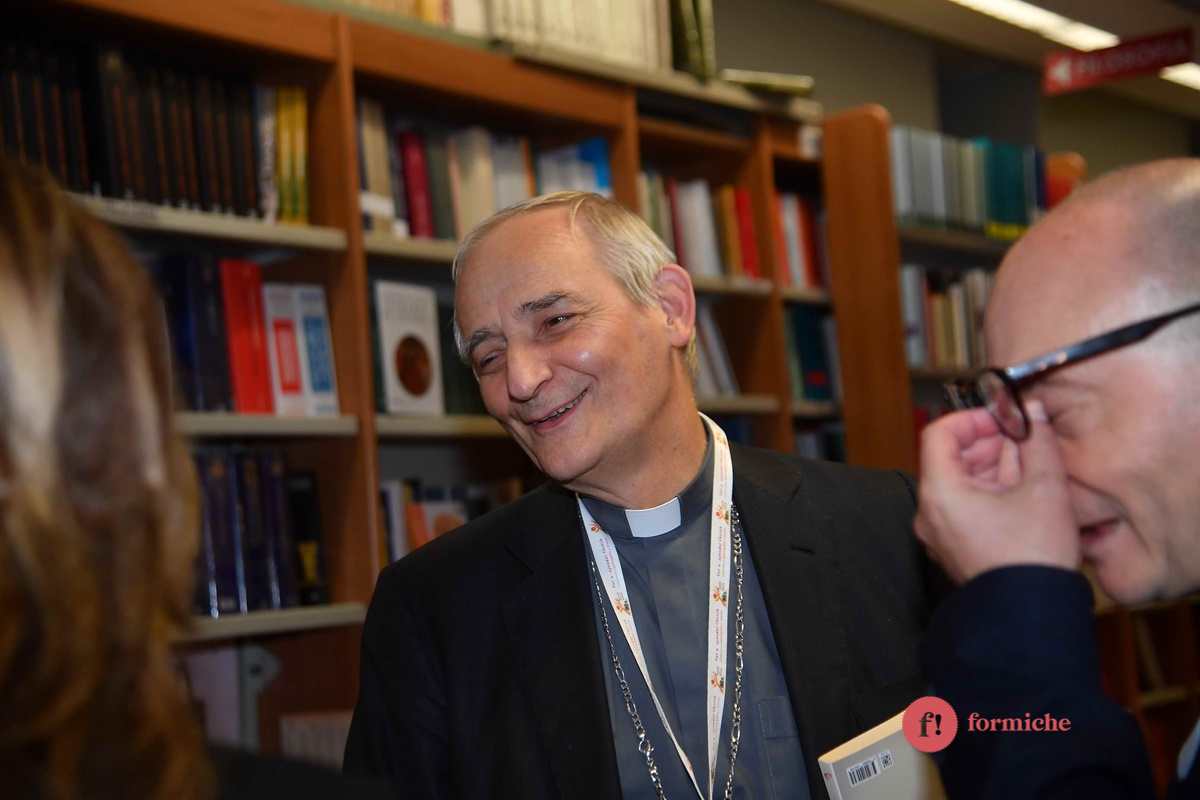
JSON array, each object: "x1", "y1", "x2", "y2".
[{"x1": 0, "y1": 160, "x2": 212, "y2": 800}]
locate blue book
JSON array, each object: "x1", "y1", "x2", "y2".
[
  {"x1": 234, "y1": 450, "x2": 272, "y2": 612},
  {"x1": 196, "y1": 449, "x2": 244, "y2": 615},
  {"x1": 259, "y1": 449, "x2": 300, "y2": 608}
]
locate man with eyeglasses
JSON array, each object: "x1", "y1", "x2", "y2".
[{"x1": 915, "y1": 158, "x2": 1200, "y2": 799}]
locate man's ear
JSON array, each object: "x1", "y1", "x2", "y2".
[{"x1": 656, "y1": 264, "x2": 695, "y2": 349}]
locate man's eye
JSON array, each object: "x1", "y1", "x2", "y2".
[{"x1": 546, "y1": 314, "x2": 573, "y2": 328}]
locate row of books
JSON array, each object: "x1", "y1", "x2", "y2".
[
  {"x1": 148, "y1": 255, "x2": 340, "y2": 416},
  {"x1": 357, "y1": 100, "x2": 611, "y2": 240},
  {"x1": 889, "y1": 125, "x2": 1046, "y2": 241},
  {"x1": 638, "y1": 171, "x2": 762, "y2": 281},
  {"x1": 193, "y1": 448, "x2": 329, "y2": 617},
  {"x1": 773, "y1": 191, "x2": 830, "y2": 290},
  {"x1": 1, "y1": 37, "x2": 308, "y2": 221},
  {"x1": 900, "y1": 264, "x2": 992, "y2": 371},
  {"x1": 784, "y1": 305, "x2": 840, "y2": 402},
  {"x1": 379, "y1": 476, "x2": 524, "y2": 563},
  {"x1": 330, "y1": 0, "x2": 707, "y2": 76},
  {"x1": 695, "y1": 302, "x2": 739, "y2": 398}
]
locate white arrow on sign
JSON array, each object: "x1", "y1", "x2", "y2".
[{"x1": 1049, "y1": 55, "x2": 1073, "y2": 86}]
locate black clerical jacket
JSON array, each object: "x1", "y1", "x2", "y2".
[{"x1": 343, "y1": 444, "x2": 942, "y2": 800}]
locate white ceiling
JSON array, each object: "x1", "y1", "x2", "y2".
[{"x1": 819, "y1": 0, "x2": 1200, "y2": 121}]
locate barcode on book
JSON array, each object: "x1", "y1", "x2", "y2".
[{"x1": 846, "y1": 756, "x2": 880, "y2": 787}]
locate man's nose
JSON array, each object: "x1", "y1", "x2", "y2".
[{"x1": 507, "y1": 342, "x2": 551, "y2": 402}]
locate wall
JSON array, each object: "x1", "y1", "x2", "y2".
[
  {"x1": 714, "y1": 0, "x2": 1194, "y2": 171},
  {"x1": 712, "y1": 0, "x2": 941, "y2": 129}
]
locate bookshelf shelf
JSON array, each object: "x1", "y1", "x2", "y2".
[
  {"x1": 781, "y1": 286, "x2": 832, "y2": 305},
  {"x1": 697, "y1": 395, "x2": 781, "y2": 415},
  {"x1": 690, "y1": 275, "x2": 773, "y2": 297},
  {"x1": 178, "y1": 603, "x2": 367, "y2": 643},
  {"x1": 899, "y1": 225, "x2": 1012, "y2": 258},
  {"x1": 910, "y1": 366, "x2": 975, "y2": 383},
  {"x1": 792, "y1": 401, "x2": 840, "y2": 419},
  {"x1": 376, "y1": 414, "x2": 508, "y2": 438},
  {"x1": 175, "y1": 413, "x2": 360, "y2": 438},
  {"x1": 638, "y1": 118, "x2": 751, "y2": 159},
  {"x1": 363, "y1": 232, "x2": 459, "y2": 264},
  {"x1": 72, "y1": 195, "x2": 348, "y2": 251},
  {"x1": 510, "y1": 43, "x2": 822, "y2": 124}
]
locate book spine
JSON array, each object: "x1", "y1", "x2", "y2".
[
  {"x1": 213, "y1": 78, "x2": 236, "y2": 214},
  {"x1": 275, "y1": 86, "x2": 294, "y2": 222},
  {"x1": 192, "y1": 74, "x2": 221, "y2": 212},
  {"x1": 293, "y1": 86, "x2": 308, "y2": 223},
  {"x1": 253, "y1": 83, "x2": 278, "y2": 222},
  {"x1": 219, "y1": 258, "x2": 274, "y2": 414},
  {"x1": 143, "y1": 65, "x2": 172, "y2": 205},
  {"x1": 400, "y1": 129, "x2": 436, "y2": 238},
  {"x1": 259, "y1": 449, "x2": 300, "y2": 608},
  {"x1": 19, "y1": 44, "x2": 47, "y2": 171},
  {"x1": 234, "y1": 450, "x2": 272, "y2": 612},
  {"x1": 286, "y1": 472, "x2": 330, "y2": 606},
  {"x1": 198, "y1": 449, "x2": 246, "y2": 615},
  {"x1": 122, "y1": 59, "x2": 150, "y2": 201},
  {"x1": 42, "y1": 50, "x2": 71, "y2": 187},
  {"x1": 261, "y1": 282, "x2": 308, "y2": 416},
  {"x1": 174, "y1": 71, "x2": 202, "y2": 208},
  {"x1": 294, "y1": 284, "x2": 340, "y2": 416},
  {"x1": 191, "y1": 255, "x2": 234, "y2": 412}
]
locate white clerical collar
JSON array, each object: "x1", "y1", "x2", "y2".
[
  {"x1": 580, "y1": 425, "x2": 713, "y2": 540},
  {"x1": 624, "y1": 498, "x2": 682, "y2": 538}
]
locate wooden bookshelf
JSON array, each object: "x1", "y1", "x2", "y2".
[
  {"x1": 690, "y1": 275, "x2": 773, "y2": 297},
  {"x1": 899, "y1": 225, "x2": 1012, "y2": 258},
  {"x1": 910, "y1": 366, "x2": 975, "y2": 383},
  {"x1": 175, "y1": 413, "x2": 359, "y2": 438},
  {"x1": 179, "y1": 603, "x2": 367, "y2": 643},
  {"x1": 781, "y1": 286, "x2": 832, "y2": 306},
  {"x1": 25, "y1": 0, "x2": 856, "y2": 755},
  {"x1": 73, "y1": 195, "x2": 349, "y2": 251},
  {"x1": 376, "y1": 414, "x2": 508, "y2": 438},
  {"x1": 363, "y1": 232, "x2": 459, "y2": 263}
]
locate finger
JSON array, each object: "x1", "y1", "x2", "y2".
[
  {"x1": 993, "y1": 435, "x2": 1022, "y2": 489},
  {"x1": 960, "y1": 432, "x2": 1007, "y2": 476},
  {"x1": 919, "y1": 409, "x2": 1002, "y2": 480},
  {"x1": 1015, "y1": 400, "x2": 1068, "y2": 486}
]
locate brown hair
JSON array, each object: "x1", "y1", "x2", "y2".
[{"x1": 0, "y1": 161, "x2": 212, "y2": 800}]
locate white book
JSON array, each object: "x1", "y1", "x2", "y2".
[
  {"x1": 958, "y1": 139, "x2": 980, "y2": 230},
  {"x1": 779, "y1": 192, "x2": 805, "y2": 288},
  {"x1": 909, "y1": 129, "x2": 934, "y2": 225},
  {"x1": 254, "y1": 85, "x2": 278, "y2": 222},
  {"x1": 449, "y1": 0, "x2": 490, "y2": 36},
  {"x1": 374, "y1": 281, "x2": 444, "y2": 416},
  {"x1": 929, "y1": 133, "x2": 948, "y2": 226},
  {"x1": 942, "y1": 134, "x2": 961, "y2": 228},
  {"x1": 294, "y1": 284, "x2": 340, "y2": 416},
  {"x1": 262, "y1": 283, "x2": 309, "y2": 417},
  {"x1": 696, "y1": 303, "x2": 738, "y2": 396},
  {"x1": 819, "y1": 711, "x2": 946, "y2": 800},
  {"x1": 888, "y1": 125, "x2": 913, "y2": 225},
  {"x1": 898, "y1": 264, "x2": 928, "y2": 368}
]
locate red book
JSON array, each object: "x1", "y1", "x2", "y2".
[
  {"x1": 796, "y1": 198, "x2": 823, "y2": 289},
  {"x1": 219, "y1": 258, "x2": 274, "y2": 413},
  {"x1": 733, "y1": 188, "x2": 761, "y2": 279},
  {"x1": 665, "y1": 177, "x2": 686, "y2": 272},
  {"x1": 398, "y1": 129, "x2": 435, "y2": 238}
]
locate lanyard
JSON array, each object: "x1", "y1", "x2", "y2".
[{"x1": 580, "y1": 414, "x2": 734, "y2": 800}]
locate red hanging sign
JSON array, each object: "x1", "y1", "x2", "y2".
[{"x1": 1044, "y1": 28, "x2": 1193, "y2": 96}]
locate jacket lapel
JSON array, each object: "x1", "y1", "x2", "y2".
[
  {"x1": 731, "y1": 445, "x2": 856, "y2": 796},
  {"x1": 500, "y1": 486, "x2": 621, "y2": 800}
]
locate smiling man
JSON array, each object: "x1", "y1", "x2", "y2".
[
  {"x1": 916, "y1": 158, "x2": 1200, "y2": 799},
  {"x1": 344, "y1": 191, "x2": 940, "y2": 800}
]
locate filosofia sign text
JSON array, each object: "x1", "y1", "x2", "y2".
[{"x1": 1043, "y1": 28, "x2": 1193, "y2": 96}]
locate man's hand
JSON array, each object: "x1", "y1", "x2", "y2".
[{"x1": 914, "y1": 401, "x2": 1080, "y2": 585}]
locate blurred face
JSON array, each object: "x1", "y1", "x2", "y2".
[
  {"x1": 987, "y1": 205, "x2": 1200, "y2": 603},
  {"x1": 455, "y1": 208, "x2": 691, "y2": 500}
]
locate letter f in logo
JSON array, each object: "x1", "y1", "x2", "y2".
[{"x1": 919, "y1": 711, "x2": 934, "y2": 738}]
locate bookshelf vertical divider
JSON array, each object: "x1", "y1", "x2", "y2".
[{"x1": 822, "y1": 104, "x2": 917, "y2": 472}]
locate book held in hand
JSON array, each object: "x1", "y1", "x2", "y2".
[{"x1": 818, "y1": 711, "x2": 946, "y2": 800}]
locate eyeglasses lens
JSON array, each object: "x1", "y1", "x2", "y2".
[{"x1": 978, "y1": 371, "x2": 1028, "y2": 440}]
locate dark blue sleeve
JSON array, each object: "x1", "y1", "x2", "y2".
[{"x1": 921, "y1": 566, "x2": 1156, "y2": 800}]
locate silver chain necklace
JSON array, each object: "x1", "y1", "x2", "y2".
[{"x1": 589, "y1": 505, "x2": 747, "y2": 800}]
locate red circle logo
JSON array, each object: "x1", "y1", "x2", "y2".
[{"x1": 902, "y1": 696, "x2": 958, "y2": 752}]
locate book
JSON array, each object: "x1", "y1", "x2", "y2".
[
  {"x1": 373, "y1": 281, "x2": 445, "y2": 416},
  {"x1": 718, "y1": 68, "x2": 814, "y2": 96},
  {"x1": 219, "y1": 258, "x2": 274, "y2": 414},
  {"x1": 259, "y1": 449, "x2": 300, "y2": 608},
  {"x1": 195, "y1": 449, "x2": 245, "y2": 615},
  {"x1": 293, "y1": 284, "x2": 340, "y2": 416},
  {"x1": 261, "y1": 283, "x2": 309, "y2": 417},
  {"x1": 286, "y1": 471, "x2": 330, "y2": 606},
  {"x1": 818, "y1": 711, "x2": 946, "y2": 800},
  {"x1": 233, "y1": 449, "x2": 273, "y2": 612}
]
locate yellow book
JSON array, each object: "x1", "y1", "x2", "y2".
[
  {"x1": 292, "y1": 86, "x2": 309, "y2": 224},
  {"x1": 819, "y1": 712, "x2": 946, "y2": 800},
  {"x1": 275, "y1": 86, "x2": 295, "y2": 223}
]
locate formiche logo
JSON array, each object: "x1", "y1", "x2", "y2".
[{"x1": 902, "y1": 697, "x2": 957, "y2": 753}]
